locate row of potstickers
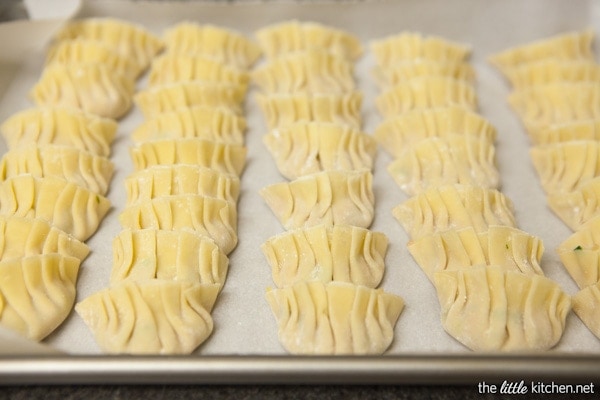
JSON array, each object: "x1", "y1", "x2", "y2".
[
  {"x1": 491, "y1": 31, "x2": 600, "y2": 343},
  {"x1": 254, "y1": 21, "x2": 405, "y2": 355},
  {"x1": 76, "y1": 23, "x2": 259, "y2": 354},
  {"x1": 371, "y1": 32, "x2": 571, "y2": 351},
  {"x1": 0, "y1": 18, "x2": 158, "y2": 342}
]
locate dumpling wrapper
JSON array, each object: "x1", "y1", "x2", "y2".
[
  {"x1": 557, "y1": 214, "x2": 600, "y2": 288},
  {"x1": 111, "y1": 228, "x2": 228, "y2": 286},
  {"x1": 131, "y1": 105, "x2": 246, "y2": 145},
  {"x1": 387, "y1": 135, "x2": 498, "y2": 195},
  {"x1": 0, "y1": 175, "x2": 111, "y2": 241},
  {"x1": 374, "y1": 106, "x2": 496, "y2": 158},
  {"x1": 502, "y1": 60, "x2": 600, "y2": 90},
  {"x1": 530, "y1": 119, "x2": 600, "y2": 146},
  {"x1": 0, "y1": 254, "x2": 80, "y2": 341},
  {"x1": 434, "y1": 266, "x2": 571, "y2": 352},
  {"x1": 0, "y1": 107, "x2": 117, "y2": 157},
  {"x1": 76, "y1": 280, "x2": 219, "y2": 355},
  {"x1": 373, "y1": 60, "x2": 475, "y2": 89},
  {"x1": 266, "y1": 281, "x2": 404, "y2": 355},
  {"x1": 261, "y1": 224, "x2": 388, "y2": 288},
  {"x1": 163, "y1": 22, "x2": 261, "y2": 69},
  {"x1": 547, "y1": 176, "x2": 600, "y2": 231},
  {"x1": 30, "y1": 64, "x2": 135, "y2": 119},
  {"x1": 392, "y1": 184, "x2": 516, "y2": 240},
  {"x1": 0, "y1": 145, "x2": 114, "y2": 195},
  {"x1": 572, "y1": 282, "x2": 600, "y2": 340},
  {"x1": 256, "y1": 92, "x2": 362, "y2": 131},
  {"x1": 370, "y1": 32, "x2": 470, "y2": 67},
  {"x1": 53, "y1": 18, "x2": 164, "y2": 70},
  {"x1": 408, "y1": 225, "x2": 544, "y2": 282},
  {"x1": 256, "y1": 20, "x2": 362, "y2": 61},
  {"x1": 260, "y1": 170, "x2": 374, "y2": 230},
  {"x1": 489, "y1": 30, "x2": 594, "y2": 76},
  {"x1": 46, "y1": 39, "x2": 143, "y2": 80},
  {"x1": 118, "y1": 194, "x2": 237, "y2": 254},
  {"x1": 376, "y1": 77, "x2": 477, "y2": 118},
  {"x1": 252, "y1": 50, "x2": 355, "y2": 94},
  {"x1": 134, "y1": 82, "x2": 246, "y2": 118},
  {"x1": 130, "y1": 138, "x2": 246, "y2": 177},
  {"x1": 0, "y1": 215, "x2": 89, "y2": 262},
  {"x1": 125, "y1": 165, "x2": 240, "y2": 205},
  {"x1": 263, "y1": 121, "x2": 377, "y2": 180}
]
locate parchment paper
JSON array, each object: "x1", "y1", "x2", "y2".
[{"x1": 1, "y1": 0, "x2": 599, "y2": 356}]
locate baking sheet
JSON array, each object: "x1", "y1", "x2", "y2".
[{"x1": 1, "y1": 0, "x2": 600, "y2": 381}]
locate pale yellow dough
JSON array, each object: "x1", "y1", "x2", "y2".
[
  {"x1": 134, "y1": 82, "x2": 246, "y2": 118},
  {"x1": 54, "y1": 18, "x2": 164, "y2": 70},
  {"x1": 572, "y1": 282, "x2": 600, "y2": 340},
  {"x1": 0, "y1": 107, "x2": 117, "y2": 157},
  {"x1": 392, "y1": 184, "x2": 516, "y2": 240},
  {"x1": 373, "y1": 60, "x2": 475, "y2": 89},
  {"x1": 557, "y1": 214, "x2": 600, "y2": 288},
  {"x1": 263, "y1": 122, "x2": 377, "y2": 180},
  {"x1": 130, "y1": 138, "x2": 246, "y2": 177},
  {"x1": 256, "y1": 20, "x2": 362, "y2": 61},
  {"x1": 0, "y1": 175, "x2": 111, "y2": 241},
  {"x1": 131, "y1": 106, "x2": 246, "y2": 145},
  {"x1": 265, "y1": 281, "x2": 404, "y2": 355},
  {"x1": 502, "y1": 60, "x2": 600, "y2": 90},
  {"x1": 371, "y1": 32, "x2": 470, "y2": 68},
  {"x1": 376, "y1": 77, "x2": 477, "y2": 118},
  {"x1": 408, "y1": 226, "x2": 544, "y2": 282},
  {"x1": 387, "y1": 135, "x2": 498, "y2": 195},
  {"x1": 118, "y1": 194, "x2": 237, "y2": 254},
  {"x1": 261, "y1": 224, "x2": 388, "y2": 288},
  {"x1": 0, "y1": 145, "x2": 114, "y2": 195},
  {"x1": 489, "y1": 30, "x2": 594, "y2": 75},
  {"x1": 111, "y1": 228, "x2": 228, "y2": 286},
  {"x1": 76, "y1": 280, "x2": 219, "y2": 355},
  {"x1": 531, "y1": 119, "x2": 600, "y2": 145},
  {"x1": 547, "y1": 176, "x2": 600, "y2": 231},
  {"x1": 163, "y1": 22, "x2": 261, "y2": 69},
  {"x1": 252, "y1": 50, "x2": 355, "y2": 94},
  {"x1": 46, "y1": 39, "x2": 143, "y2": 80},
  {"x1": 256, "y1": 92, "x2": 362, "y2": 131},
  {"x1": 0, "y1": 216, "x2": 89, "y2": 262},
  {"x1": 125, "y1": 165, "x2": 240, "y2": 205},
  {"x1": 260, "y1": 170, "x2": 374, "y2": 230},
  {"x1": 434, "y1": 266, "x2": 571, "y2": 352},
  {"x1": 30, "y1": 64, "x2": 135, "y2": 119},
  {"x1": 374, "y1": 106, "x2": 496, "y2": 158},
  {"x1": 0, "y1": 254, "x2": 80, "y2": 341}
]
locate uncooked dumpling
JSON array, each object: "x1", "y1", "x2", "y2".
[
  {"x1": 0, "y1": 254, "x2": 80, "y2": 340},
  {"x1": 434, "y1": 266, "x2": 571, "y2": 351},
  {"x1": 572, "y1": 282, "x2": 600, "y2": 340},
  {"x1": 265, "y1": 281, "x2": 404, "y2": 355},
  {"x1": 0, "y1": 175, "x2": 111, "y2": 241},
  {"x1": 30, "y1": 64, "x2": 135, "y2": 119},
  {"x1": 260, "y1": 170, "x2": 374, "y2": 230},
  {"x1": 387, "y1": 135, "x2": 498, "y2": 195},
  {"x1": 76, "y1": 280, "x2": 219, "y2": 354},
  {"x1": 0, "y1": 107, "x2": 117, "y2": 157},
  {"x1": 263, "y1": 122, "x2": 377, "y2": 180},
  {"x1": 256, "y1": 20, "x2": 362, "y2": 61},
  {"x1": 392, "y1": 184, "x2": 516, "y2": 240},
  {"x1": 111, "y1": 228, "x2": 228, "y2": 286},
  {"x1": 118, "y1": 194, "x2": 237, "y2": 254},
  {"x1": 376, "y1": 77, "x2": 477, "y2": 118},
  {"x1": 502, "y1": 60, "x2": 600, "y2": 90},
  {"x1": 256, "y1": 92, "x2": 362, "y2": 131},
  {"x1": 0, "y1": 215, "x2": 89, "y2": 262},
  {"x1": 261, "y1": 224, "x2": 388, "y2": 288},
  {"x1": 163, "y1": 22, "x2": 261, "y2": 69},
  {"x1": 557, "y1": 214, "x2": 600, "y2": 288},
  {"x1": 547, "y1": 176, "x2": 600, "y2": 231},
  {"x1": 0, "y1": 145, "x2": 114, "y2": 195},
  {"x1": 54, "y1": 18, "x2": 164, "y2": 69},
  {"x1": 131, "y1": 105, "x2": 246, "y2": 145},
  {"x1": 252, "y1": 50, "x2": 355, "y2": 94},
  {"x1": 373, "y1": 60, "x2": 475, "y2": 88},
  {"x1": 530, "y1": 119, "x2": 600, "y2": 146},
  {"x1": 374, "y1": 106, "x2": 496, "y2": 158},
  {"x1": 125, "y1": 165, "x2": 240, "y2": 205},
  {"x1": 408, "y1": 225, "x2": 544, "y2": 282},
  {"x1": 134, "y1": 82, "x2": 246, "y2": 117},
  {"x1": 130, "y1": 138, "x2": 246, "y2": 176}
]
